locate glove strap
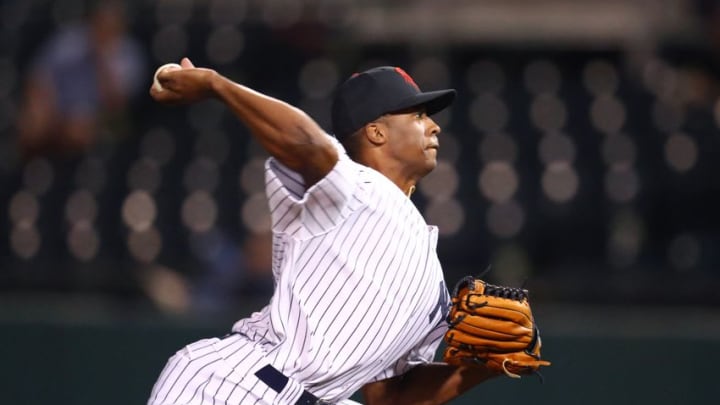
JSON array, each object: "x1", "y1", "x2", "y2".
[
  {"x1": 524, "y1": 326, "x2": 542, "y2": 359},
  {"x1": 501, "y1": 359, "x2": 522, "y2": 379}
]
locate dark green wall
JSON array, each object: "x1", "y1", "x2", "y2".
[{"x1": 0, "y1": 315, "x2": 716, "y2": 405}]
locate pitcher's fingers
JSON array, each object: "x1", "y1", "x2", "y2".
[{"x1": 181, "y1": 57, "x2": 195, "y2": 68}]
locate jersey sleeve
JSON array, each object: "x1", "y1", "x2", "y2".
[
  {"x1": 265, "y1": 135, "x2": 361, "y2": 239},
  {"x1": 368, "y1": 320, "x2": 448, "y2": 382}
]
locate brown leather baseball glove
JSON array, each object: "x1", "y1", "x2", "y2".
[{"x1": 443, "y1": 276, "x2": 551, "y2": 378}]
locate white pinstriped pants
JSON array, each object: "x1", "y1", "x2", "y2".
[{"x1": 147, "y1": 334, "x2": 314, "y2": 405}]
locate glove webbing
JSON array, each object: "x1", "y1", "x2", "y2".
[
  {"x1": 451, "y1": 276, "x2": 529, "y2": 302},
  {"x1": 483, "y1": 283, "x2": 528, "y2": 301}
]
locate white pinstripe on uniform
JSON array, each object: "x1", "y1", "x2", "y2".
[{"x1": 148, "y1": 136, "x2": 450, "y2": 404}]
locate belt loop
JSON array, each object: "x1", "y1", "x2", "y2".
[
  {"x1": 254, "y1": 365, "x2": 289, "y2": 393},
  {"x1": 295, "y1": 390, "x2": 321, "y2": 404},
  {"x1": 254, "y1": 365, "x2": 324, "y2": 405}
]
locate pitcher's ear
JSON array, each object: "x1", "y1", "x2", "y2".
[{"x1": 364, "y1": 122, "x2": 387, "y2": 146}]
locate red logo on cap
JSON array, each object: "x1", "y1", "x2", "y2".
[{"x1": 394, "y1": 67, "x2": 419, "y2": 91}]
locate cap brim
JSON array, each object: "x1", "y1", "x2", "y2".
[{"x1": 390, "y1": 89, "x2": 457, "y2": 116}]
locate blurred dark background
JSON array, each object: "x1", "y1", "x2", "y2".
[{"x1": 1, "y1": 0, "x2": 719, "y2": 404}]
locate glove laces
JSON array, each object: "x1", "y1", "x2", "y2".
[{"x1": 483, "y1": 283, "x2": 529, "y2": 301}]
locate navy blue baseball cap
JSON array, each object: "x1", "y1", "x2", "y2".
[{"x1": 331, "y1": 66, "x2": 456, "y2": 140}]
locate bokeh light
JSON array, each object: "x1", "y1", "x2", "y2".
[
  {"x1": 607, "y1": 210, "x2": 643, "y2": 268},
  {"x1": 664, "y1": 132, "x2": 698, "y2": 172},
  {"x1": 583, "y1": 59, "x2": 619, "y2": 96},
  {"x1": 23, "y1": 158, "x2": 53, "y2": 195},
  {"x1": 530, "y1": 94, "x2": 567, "y2": 131},
  {"x1": 524, "y1": 60, "x2": 561, "y2": 95},
  {"x1": 590, "y1": 95, "x2": 626, "y2": 134},
  {"x1": 479, "y1": 161, "x2": 519, "y2": 203},
  {"x1": 468, "y1": 94, "x2": 509, "y2": 132},
  {"x1": 9, "y1": 190, "x2": 39, "y2": 226},
  {"x1": 128, "y1": 227, "x2": 163, "y2": 263},
  {"x1": 67, "y1": 221, "x2": 99, "y2": 262},
  {"x1": 181, "y1": 191, "x2": 218, "y2": 233},
  {"x1": 541, "y1": 162, "x2": 579, "y2": 203},
  {"x1": 65, "y1": 189, "x2": 98, "y2": 224},
  {"x1": 487, "y1": 200, "x2": 525, "y2": 238},
  {"x1": 206, "y1": 25, "x2": 245, "y2": 65},
  {"x1": 605, "y1": 165, "x2": 640, "y2": 203},
  {"x1": 127, "y1": 159, "x2": 162, "y2": 193},
  {"x1": 11, "y1": 222, "x2": 41, "y2": 260},
  {"x1": 642, "y1": 58, "x2": 677, "y2": 100},
  {"x1": 122, "y1": 190, "x2": 157, "y2": 232},
  {"x1": 538, "y1": 132, "x2": 576, "y2": 165}
]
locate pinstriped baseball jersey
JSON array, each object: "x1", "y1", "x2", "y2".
[
  {"x1": 148, "y1": 135, "x2": 450, "y2": 404},
  {"x1": 232, "y1": 136, "x2": 450, "y2": 400}
]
